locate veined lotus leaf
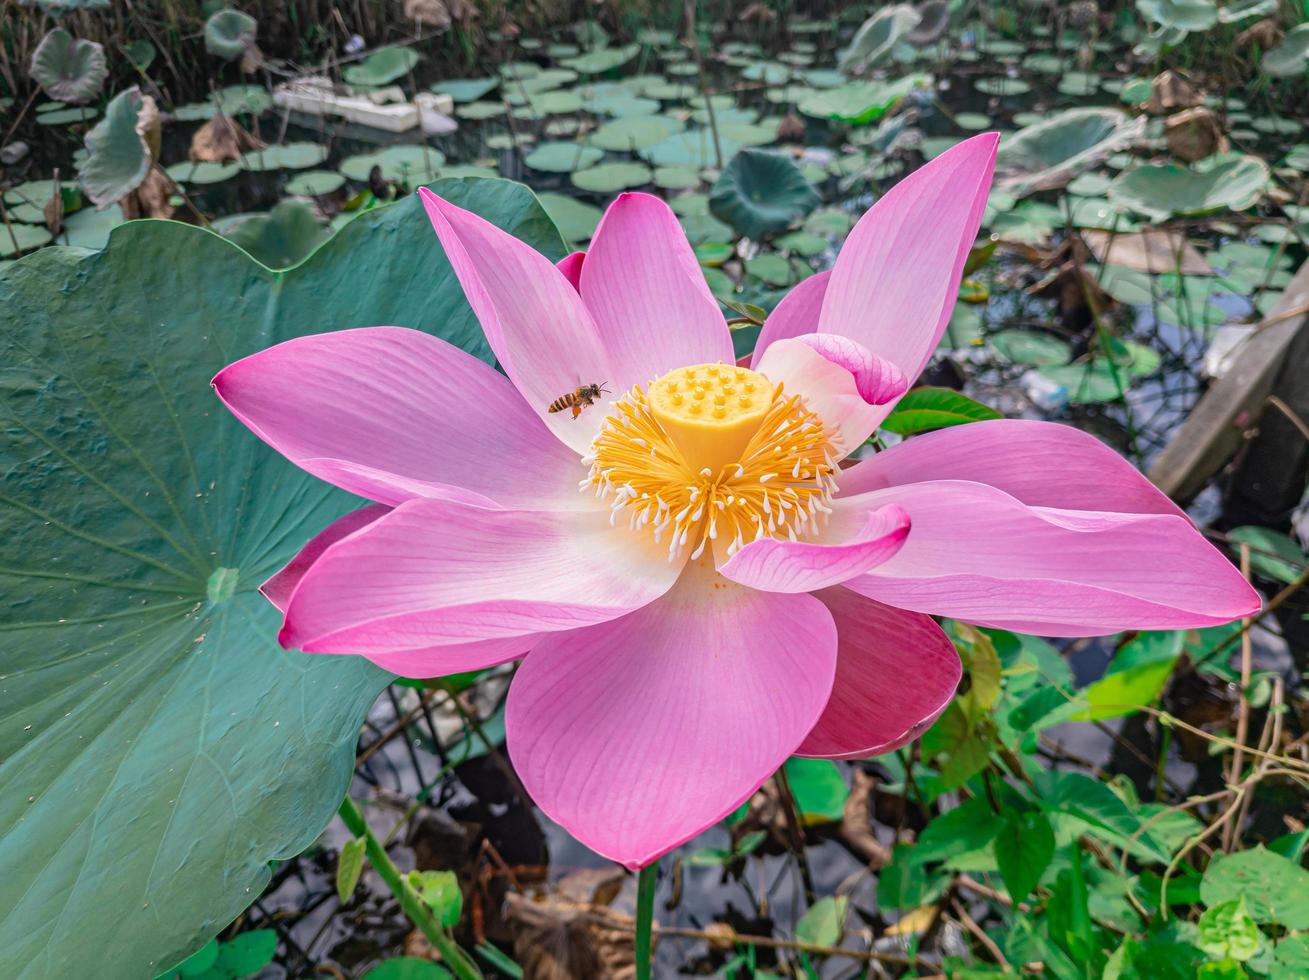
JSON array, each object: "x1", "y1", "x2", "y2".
[
  {"x1": 710, "y1": 148, "x2": 820, "y2": 240},
  {"x1": 337, "y1": 144, "x2": 444, "y2": 183},
  {"x1": 797, "y1": 74, "x2": 930, "y2": 125},
  {"x1": 641, "y1": 128, "x2": 742, "y2": 168},
  {"x1": 838, "y1": 4, "x2": 922, "y2": 72},
  {"x1": 30, "y1": 28, "x2": 107, "y2": 104},
  {"x1": 0, "y1": 178, "x2": 566, "y2": 979},
  {"x1": 561, "y1": 43, "x2": 640, "y2": 74},
  {"x1": 1262, "y1": 24, "x2": 1309, "y2": 78},
  {"x1": 1108, "y1": 154, "x2": 1269, "y2": 219},
  {"x1": 1136, "y1": 0, "x2": 1218, "y2": 30},
  {"x1": 570, "y1": 161, "x2": 653, "y2": 193},
  {"x1": 216, "y1": 200, "x2": 331, "y2": 269},
  {"x1": 343, "y1": 46, "x2": 421, "y2": 87},
  {"x1": 0, "y1": 222, "x2": 54, "y2": 257},
  {"x1": 204, "y1": 9, "x2": 257, "y2": 62},
  {"x1": 996, "y1": 108, "x2": 1147, "y2": 197},
  {"x1": 285, "y1": 170, "x2": 347, "y2": 196},
  {"x1": 238, "y1": 141, "x2": 331, "y2": 172},
  {"x1": 76, "y1": 86, "x2": 153, "y2": 207},
  {"x1": 590, "y1": 115, "x2": 685, "y2": 152}
]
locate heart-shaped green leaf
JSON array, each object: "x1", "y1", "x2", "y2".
[
  {"x1": 204, "y1": 9, "x2": 257, "y2": 62},
  {"x1": 30, "y1": 28, "x2": 107, "y2": 104},
  {"x1": 0, "y1": 178, "x2": 566, "y2": 978},
  {"x1": 709, "y1": 148, "x2": 819, "y2": 240}
]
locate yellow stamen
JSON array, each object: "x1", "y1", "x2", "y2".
[{"x1": 584, "y1": 363, "x2": 840, "y2": 562}]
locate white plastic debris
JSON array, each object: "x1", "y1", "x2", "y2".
[
  {"x1": 1022, "y1": 369, "x2": 1069, "y2": 413},
  {"x1": 1202, "y1": 324, "x2": 1256, "y2": 379}
]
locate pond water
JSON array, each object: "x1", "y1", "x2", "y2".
[{"x1": 4, "y1": 6, "x2": 1308, "y2": 978}]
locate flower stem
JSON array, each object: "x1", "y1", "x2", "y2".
[
  {"x1": 337, "y1": 795, "x2": 483, "y2": 980},
  {"x1": 635, "y1": 861, "x2": 658, "y2": 980}
]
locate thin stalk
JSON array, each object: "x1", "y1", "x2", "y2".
[
  {"x1": 635, "y1": 862, "x2": 658, "y2": 980},
  {"x1": 337, "y1": 795, "x2": 483, "y2": 980}
]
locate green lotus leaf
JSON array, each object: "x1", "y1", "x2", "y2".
[
  {"x1": 165, "y1": 160, "x2": 241, "y2": 186},
  {"x1": 996, "y1": 108, "x2": 1147, "y2": 197},
  {"x1": 76, "y1": 86, "x2": 152, "y2": 208},
  {"x1": 454, "y1": 100, "x2": 505, "y2": 121},
  {"x1": 570, "y1": 161, "x2": 653, "y2": 193},
  {"x1": 536, "y1": 190, "x2": 603, "y2": 245},
  {"x1": 838, "y1": 4, "x2": 921, "y2": 71},
  {"x1": 641, "y1": 128, "x2": 742, "y2": 168},
  {"x1": 524, "y1": 141, "x2": 603, "y2": 173},
  {"x1": 974, "y1": 76, "x2": 1031, "y2": 96},
  {"x1": 30, "y1": 28, "x2": 107, "y2": 104},
  {"x1": 1109, "y1": 154, "x2": 1269, "y2": 219},
  {"x1": 710, "y1": 148, "x2": 820, "y2": 240},
  {"x1": 0, "y1": 178, "x2": 565, "y2": 978},
  {"x1": 1136, "y1": 0, "x2": 1218, "y2": 30},
  {"x1": 430, "y1": 77, "x2": 499, "y2": 102},
  {"x1": 216, "y1": 200, "x2": 331, "y2": 269},
  {"x1": 343, "y1": 46, "x2": 421, "y2": 87},
  {"x1": 125, "y1": 38, "x2": 156, "y2": 70},
  {"x1": 239, "y1": 141, "x2": 331, "y2": 172},
  {"x1": 990, "y1": 329, "x2": 1073, "y2": 367},
  {"x1": 1262, "y1": 23, "x2": 1309, "y2": 78},
  {"x1": 0, "y1": 222, "x2": 54, "y2": 257},
  {"x1": 204, "y1": 9, "x2": 257, "y2": 61},
  {"x1": 34, "y1": 105, "x2": 99, "y2": 125},
  {"x1": 336, "y1": 144, "x2": 444, "y2": 183},
  {"x1": 172, "y1": 85, "x2": 271, "y2": 122},
  {"x1": 561, "y1": 43, "x2": 640, "y2": 75},
  {"x1": 797, "y1": 74, "x2": 930, "y2": 125},
  {"x1": 590, "y1": 114, "x2": 685, "y2": 152},
  {"x1": 652, "y1": 165, "x2": 700, "y2": 190}
]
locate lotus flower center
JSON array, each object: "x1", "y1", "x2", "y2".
[{"x1": 582, "y1": 363, "x2": 840, "y2": 562}]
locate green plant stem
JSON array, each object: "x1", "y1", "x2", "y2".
[
  {"x1": 635, "y1": 862, "x2": 658, "y2": 980},
  {"x1": 337, "y1": 795, "x2": 482, "y2": 980}
]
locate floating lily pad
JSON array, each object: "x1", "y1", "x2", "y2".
[
  {"x1": 0, "y1": 223, "x2": 54, "y2": 257},
  {"x1": 990, "y1": 329, "x2": 1073, "y2": 366},
  {"x1": 431, "y1": 77, "x2": 499, "y2": 102},
  {"x1": 31, "y1": 28, "x2": 107, "y2": 104},
  {"x1": 974, "y1": 76, "x2": 1031, "y2": 96},
  {"x1": 527, "y1": 89, "x2": 584, "y2": 115},
  {"x1": 694, "y1": 241, "x2": 733, "y2": 265},
  {"x1": 561, "y1": 43, "x2": 640, "y2": 74},
  {"x1": 653, "y1": 165, "x2": 700, "y2": 189},
  {"x1": 642, "y1": 129, "x2": 741, "y2": 168},
  {"x1": 204, "y1": 8, "x2": 257, "y2": 61},
  {"x1": 454, "y1": 100, "x2": 505, "y2": 121},
  {"x1": 1137, "y1": 0, "x2": 1218, "y2": 31},
  {"x1": 590, "y1": 114, "x2": 684, "y2": 152},
  {"x1": 165, "y1": 160, "x2": 241, "y2": 185},
  {"x1": 744, "y1": 252, "x2": 794, "y2": 286},
  {"x1": 343, "y1": 46, "x2": 420, "y2": 87},
  {"x1": 1039, "y1": 361, "x2": 1129, "y2": 403},
  {"x1": 954, "y1": 111, "x2": 991, "y2": 131},
  {"x1": 34, "y1": 105, "x2": 99, "y2": 125},
  {"x1": 0, "y1": 179, "x2": 563, "y2": 979},
  {"x1": 59, "y1": 201, "x2": 125, "y2": 248},
  {"x1": 571, "y1": 161, "x2": 653, "y2": 192},
  {"x1": 775, "y1": 230, "x2": 828, "y2": 256},
  {"x1": 1109, "y1": 154, "x2": 1269, "y2": 219},
  {"x1": 716, "y1": 121, "x2": 779, "y2": 148},
  {"x1": 710, "y1": 148, "x2": 820, "y2": 240},
  {"x1": 997, "y1": 108, "x2": 1146, "y2": 197},
  {"x1": 536, "y1": 190, "x2": 603, "y2": 244},
  {"x1": 798, "y1": 74, "x2": 930, "y2": 124},
  {"x1": 524, "y1": 141, "x2": 603, "y2": 173},
  {"x1": 285, "y1": 170, "x2": 346, "y2": 196},
  {"x1": 804, "y1": 208, "x2": 854, "y2": 235},
  {"x1": 1058, "y1": 72, "x2": 1101, "y2": 96},
  {"x1": 239, "y1": 142, "x2": 330, "y2": 172},
  {"x1": 172, "y1": 85, "x2": 271, "y2": 122},
  {"x1": 679, "y1": 211, "x2": 734, "y2": 243}
]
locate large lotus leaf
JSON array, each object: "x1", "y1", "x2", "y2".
[
  {"x1": 589, "y1": 115, "x2": 684, "y2": 152},
  {"x1": 640, "y1": 128, "x2": 742, "y2": 168},
  {"x1": 1108, "y1": 154, "x2": 1269, "y2": 219},
  {"x1": 710, "y1": 149, "x2": 820, "y2": 241},
  {"x1": 838, "y1": 4, "x2": 921, "y2": 72},
  {"x1": 1136, "y1": 0, "x2": 1218, "y2": 30},
  {"x1": 217, "y1": 200, "x2": 331, "y2": 269},
  {"x1": 1262, "y1": 24, "x2": 1309, "y2": 78},
  {"x1": 996, "y1": 108, "x2": 1147, "y2": 198},
  {"x1": 798, "y1": 74, "x2": 930, "y2": 125},
  {"x1": 0, "y1": 178, "x2": 566, "y2": 978},
  {"x1": 30, "y1": 28, "x2": 107, "y2": 104},
  {"x1": 76, "y1": 86, "x2": 152, "y2": 207},
  {"x1": 343, "y1": 46, "x2": 421, "y2": 87},
  {"x1": 204, "y1": 9, "x2": 257, "y2": 61}
]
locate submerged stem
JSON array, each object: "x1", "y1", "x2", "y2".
[
  {"x1": 337, "y1": 795, "x2": 482, "y2": 980},
  {"x1": 635, "y1": 862, "x2": 658, "y2": 980}
]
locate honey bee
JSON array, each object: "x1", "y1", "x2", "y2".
[{"x1": 548, "y1": 383, "x2": 609, "y2": 419}]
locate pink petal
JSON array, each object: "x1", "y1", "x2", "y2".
[
  {"x1": 557, "y1": 250, "x2": 585, "y2": 290},
  {"x1": 506, "y1": 564, "x2": 837, "y2": 868},
  {"x1": 753, "y1": 336, "x2": 890, "y2": 455},
  {"x1": 261, "y1": 504, "x2": 391, "y2": 613},
  {"x1": 717, "y1": 504, "x2": 910, "y2": 592},
  {"x1": 214, "y1": 327, "x2": 584, "y2": 509},
  {"x1": 364, "y1": 636, "x2": 536, "y2": 678},
  {"x1": 281, "y1": 498, "x2": 681, "y2": 654},
  {"x1": 796, "y1": 588, "x2": 960, "y2": 759},
  {"x1": 837, "y1": 418, "x2": 1188, "y2": 518},
  {"x1": 838, "y1": 480, "x2": 1261, "y2": 635},
  {"x1": 750, "y1": 271, "x2": 830, "y2": 368},
  {"x1": 419, "y1": 188, "x2": 611, "y2": 452},
  {"x1": 579, "y1": 192, "x2": 733, "y2": 391},
  {"x1": 761, "y1": 134, "x2": 998, "y2": 385}
]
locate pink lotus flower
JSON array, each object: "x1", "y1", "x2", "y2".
[{"x1": 213, "y1": 133, "x2": 1259, "y2": 869}]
